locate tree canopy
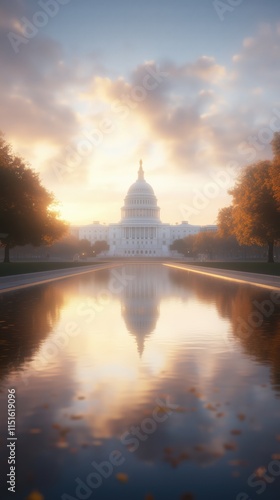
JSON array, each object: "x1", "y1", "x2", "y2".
[
  {"x1": 0, "y1": 134, "x2": 68, "y2": 262},
  {"x1": 218, "y1": 134, "x2": 280, "y2": 262},
  {"x1": 270, "y1": 132, "x2": 280, "y2": 207},
  {"x1": 92, "y1": 240, "x2": 109, "y2": 256}
]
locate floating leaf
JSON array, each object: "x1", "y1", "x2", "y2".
[
  {"x1": 26, "y1": 491, "x2": 44, "y2": 500},
  {"x1": 255, "y1": 466, "x2": 266, "y2": 477},
  {"x1": 115, "y1": 472, "x2": 128, "y2": 483},
  {"x1": 224, "y1": 442, "x2": 237, "y2": 451},
  {"x1": 55, "y1": 439, "x2": 69, "y2": 449},
  {"x1": 237, "y1": 413, "x2": 246, "y2": 421},
  {"x1": 205, "y1": 403, "x2": 216, "y2": 411},
  {"x1": 231, "y1": 429, "x2": 242, "y2": 436}
]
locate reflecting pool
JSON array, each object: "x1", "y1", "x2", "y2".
[{"x1": 0, "y1": 264, "x2": 280, "y2": 500}]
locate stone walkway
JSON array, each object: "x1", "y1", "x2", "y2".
[
  {"x1": 0, "y1": 263, "x2": 121, "y2": 294},
  {"x1": 164, "y1": 263, "x2": 280, "y2": 291}
]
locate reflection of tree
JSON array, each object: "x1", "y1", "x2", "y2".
[
  {"x1": 0, "y1": 285, "x2": 64, "y2": 382},
  {"x1": 169, "y1": 269, "x2": 280, "y2": 389}
]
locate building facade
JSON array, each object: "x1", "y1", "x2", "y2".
[{"x1": 79, "y1": 161, "x2": 216, "y2": 257}]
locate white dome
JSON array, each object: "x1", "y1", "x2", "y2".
[
  {"x1": 127, "y1": 179, "x2": 155, "y2": 196},
  {"x1": 121, "y1": 161, "x2": 161, "y2": 223}
]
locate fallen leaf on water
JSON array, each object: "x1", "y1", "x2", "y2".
[
  {"x1": 205, "y1": 403, "x2": 216, "y2": 411},
  {"x1": 55, "y1": 439, "x2": 69, "y2": 449},
  {"x1": 52, "y1": 424, "x2": 61, "y2": 430},
  {"x1": 224, "y1": 442, "x2": 237, "y2": 451},
  {"x1": 26, "y1": 491, "x2": 44, "y2": 500},
  {"x1": 231, "y1": 430, "x2": 242, "y2": 436},
  {"x1": 70, "y1": 415, "x2": 84, "y2": 420},
  {"x1": 271, "y1": 453, "x2": 280, "y2": 460},
  {"x1": 255, "y1": 466, "x2": 266, "y2": 477},
  {"x1": 237, "y1": 413, "x2": 246, "y2": 421},
  {"x1": 115, "y1": 472, "x2": 128, "y2": 483},
  {"x1": 29, "y1": 428, "x2": 42, "y2": 435},
  {"x1": 77, "y1": 396, "x2": 85, "y2": 400},
  {"x1": 60, "y1": 428, "x2": 70, "y2": 438},
  {"x1": 216, "y1": 412, "x2": 224, "y2": 418}
]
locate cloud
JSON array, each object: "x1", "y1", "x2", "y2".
[{"x1": 233, "y1": 23, "x2": 280, "y2": 90}]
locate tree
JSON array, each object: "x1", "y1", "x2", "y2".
[
  {"x1": 270, "y1": 132, "x2": 280, "y2": 207},
  {"x1": 218, "y1": 159, "x2": 280, "y2": 263},
  {"x1": 0, "y1": 134, "x2": 68, "y2": 262},
  {"x1": 170, "y1": 238, "x2": 188, "y2": 256},
  {"x1": 217, "y1": 206, "x2": 234, "y2": 238},
  {"x1": 92, "y1": 240, "x2": 109, "y2": 256},
  {"x1": 78, "y1": 238, "x2": 92, "y2": 258}
]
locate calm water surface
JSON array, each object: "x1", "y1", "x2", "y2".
[{"x1": 0, "y1": 264, "x2": 280, "y2": 500}]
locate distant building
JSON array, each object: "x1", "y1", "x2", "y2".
[{"x1": 78, "y1": 161, "x2": 217, "y2": 257}]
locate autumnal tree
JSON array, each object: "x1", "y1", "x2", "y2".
[
  {"x1": 170, "y1": 238, "x2": 188, "y2": 256},
  {"x1": 217, "y1": 206, "x2": 234, "y2": 238},
  {"x1": 92, "y1": 240, "x2": 109, "y2": 256},
  {"x1": 270, "y1": 132, "x2": 280, "y2": 207},
  {"x1": 218, "y1": 160, "x2": 280, "y2": 263},
  {"x1": 0, "y1": 134, "x2": 68, "y2": 262}
]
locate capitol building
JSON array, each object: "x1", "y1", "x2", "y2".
[{"x1": 79, "y1": 161, "x2": 216, "y2": 257}]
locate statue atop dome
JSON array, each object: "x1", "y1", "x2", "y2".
[{"x1": 138, "y1": 159, "x2": 144, "y2": 180}]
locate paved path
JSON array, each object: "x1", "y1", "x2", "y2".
[
  {"x1": 0, "y1": 263, "x2": 122, "y2": 294},
  {"x1": 164, "y1": 263, "x2": 280, "y2": 291}
]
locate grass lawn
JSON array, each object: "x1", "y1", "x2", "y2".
[
  {"x1": 182, "y1": 261, "x2": 280, "y2": 276},
  {"x1": 0, "y1": 262, "x2": 103, "y2": 277}
]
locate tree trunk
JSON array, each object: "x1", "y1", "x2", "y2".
[
  {"x1": 267, "y1": 241, "x2": 274, "y2": 263},
  {"x1": 4, "y1": 243, "x2": 10, "y2": 263}
]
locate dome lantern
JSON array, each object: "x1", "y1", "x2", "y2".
[{"x1": 138, "y1": 159, "x2": 144, "y2": 180}]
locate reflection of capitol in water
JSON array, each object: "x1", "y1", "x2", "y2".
[{"x1": 120, "y1": 264, "x2": 186, "y2": 355}]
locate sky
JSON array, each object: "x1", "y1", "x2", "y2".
[{"x1": 1, "y1": 0, "x2": 280, "y2": 226}]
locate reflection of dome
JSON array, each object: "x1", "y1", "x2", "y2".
[
  {"x1": 120, "y1": 265, "x2": 161, "y2": 356},
  {"x1": 121, "y1": 161, "x2": 160, "y2": 223},
  {"x1": 122, "y1": 302, "x2": 159, "y2": 356}
]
